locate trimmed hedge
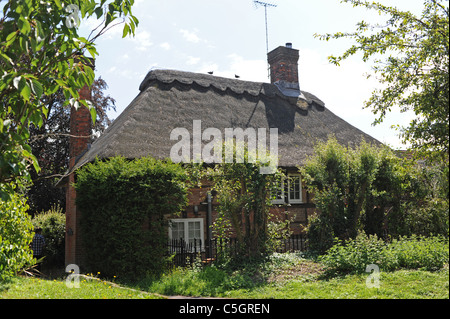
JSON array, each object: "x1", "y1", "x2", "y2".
[{"x1": 75, "y1": 157, "x2": 189, "y2": 279}]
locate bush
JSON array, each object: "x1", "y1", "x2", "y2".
[
  {"x1": 31, "y1": 205, "x2": 65, "y2": 267},
  {"x1": 320, "y1": 232, "x2": 449, "y2": 275},
  {"x1": 75, "y1": 157, "x2": 189, "y2": 280},
  {"x1": 389, "y1": 235, "x2": 449, "y2": 271},
  {"x1": 0, "y1": 184, "x2": 34, "y2": 280}
]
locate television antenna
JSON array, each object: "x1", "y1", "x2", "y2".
[{"x1": 253, "y1": 0, "x2": 277, "y2": 78}]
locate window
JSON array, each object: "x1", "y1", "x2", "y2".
[
  {"x1": 169, "y1": 218, "x2": 204, "y2": 251},
  {"x1": 288, "y1": 174, "x2": 302, "y2": 204},
  {"x1": 271, "y1": 174, "x2": 303, "y2": 204}
]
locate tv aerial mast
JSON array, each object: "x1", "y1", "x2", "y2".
[{"x1": 253, "y1": 0, "x2": 277, "y2": 78}]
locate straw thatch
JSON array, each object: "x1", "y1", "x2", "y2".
[{"x1": 66, "y1": 69, "x2": 381, "y2": 176}]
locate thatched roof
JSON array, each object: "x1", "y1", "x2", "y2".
[{"x1": 68, "y1": 69, "x2": 381, "y2": 174}]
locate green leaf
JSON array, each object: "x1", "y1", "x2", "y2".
[
  {"x1": 20, "y1": 81, "x2": 31, "y2": 102},
  {"x1": 122, "y1": 23, "x2": 130, "y2": 38},
  {"x1": 18, "y1": 17, "x2": 31, "y2": 35},
  {"x1": 5, "y1": 32, "x2": 17, "y2": 47},
  {"x1": 30, "y1": 79, "x2": 43, "y2": 99},
  {"x1": 90, "y1": 104, "x2": 97, "y2": 125}
]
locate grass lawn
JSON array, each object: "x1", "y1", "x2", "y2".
[
  {"x1": 0, "y1": 275, "x2": 164, "y2": 299},
  {"x1": 143, "y1": 254, "x2": 449, "y2": 299},
  {"x1": 1, "y1": 255, "x2": 448, "y2": 299},
  {"x1": 222, "y1": 269, "x2": 449, "y2": 299}
]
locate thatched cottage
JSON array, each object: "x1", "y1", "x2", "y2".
[{"x1": 62, "y1": 43, "x2": 381, "y2": 266}]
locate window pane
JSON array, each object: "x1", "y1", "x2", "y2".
[
  {"x1": 171, "y1": 222, "x2": 185, "y2": 240},
  {"x1": 188, "y1": 221, "x2": 201, "y2": 239},
  {"x1": 289, "y1": 176, "x2": 301, "y2": 201}
]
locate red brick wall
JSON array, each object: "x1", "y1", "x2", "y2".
[
  {"x1": 267, "y1": 45, "x2": 299, "y2": 85},
  {"x1": 172, "y1": 179, "x2": 316, "y2": 242},
  {"x1": 65, "y1": 84, "x2": 92, "y2": 268}
]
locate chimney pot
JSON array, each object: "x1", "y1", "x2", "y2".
[{"x1": 286, "y1": 42, "x2": 292, "y2": 48}]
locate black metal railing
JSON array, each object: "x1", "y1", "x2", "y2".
[{"x1": 166, "y1": 234, "x2": 306, "y2": 268}]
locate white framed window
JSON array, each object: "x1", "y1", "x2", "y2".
[
  {"x1": 169, "y1": 218, "x2": 204, "y2": 251},
  {"x1": 287, "y1": 174, "x2": 302, "y2": 204},
  {"x1": 271, "y1": 174, "x2": 303, "y2": 204}
]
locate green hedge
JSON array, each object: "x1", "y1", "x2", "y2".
[
  {"x1": 75, "y1": 157, "x2": 189, "y2": 279},
  {"x1": 31, "y1": 205, "x2": 65, "y2": 267},
  {"x1": 320, "y1": 232, "x2": 449, "y2": 275}
]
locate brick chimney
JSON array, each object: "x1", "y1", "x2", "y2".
[
  {"x1": 65, "y1": 58, "x2": 94, "y2": 267},
  {"x1": 267, "y1": 43, "x2": 301, "y2": 98},
  {"x1": 69, "y1": 86, "x2": 92, "y2": 159}
]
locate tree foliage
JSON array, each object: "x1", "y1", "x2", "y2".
[
  {"x1": 206, "y1": 144, "x2": 287, "y2": 260},
  {"x1": 26, "y1": 77, "x2": 116, "y2": 215},
  {"x1": 316, "y1": 0, "x2": 449, "y2": 159},
  {"x1": 0, "y1": 181, "x2": 34, "y2": 280},
  {"x1": 31, "y1": 205, "x2": 66, "y2": 268},
  {"x1": 302, "y1": 137, "x2": 449, "y2": 254},
  {"x1": 0, "y1": 0, "x2": 138, "y2": 198}
]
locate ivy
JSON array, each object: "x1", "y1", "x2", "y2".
[{"x1": 74, "y1": 157, "x2": 189, "y2": 279}]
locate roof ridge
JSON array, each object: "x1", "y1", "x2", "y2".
[{"x1": 138, "y1": 69, "x2": 323, "y2": 105}]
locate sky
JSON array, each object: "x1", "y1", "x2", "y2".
[{"x1": 79, "y1": 0, "x2": 425, "y2": 150}]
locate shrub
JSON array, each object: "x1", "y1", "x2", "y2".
[
  {"x1": 389, "y1": 235, "x2": 449, "y2": 271},
  {"x1": 31, "y1": 205, "x2": 65, "y2": 267},
  {"x1": 320, "y1": 232, "x2": 449, "y2": 275},
  {"x1": 0, "y1": 184, "x2": 34, "y2": 280},
  {"x1": 75, "y1": 157, "x2": 189, "y2": 280}
]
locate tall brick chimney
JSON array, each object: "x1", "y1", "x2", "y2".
[
  {"x1": 69, "y1": 85, "x2": 92, "y2": 160},
  {"x1": 65, "y1": 58, "x2": 94, "y2": 267},
  {"x1": 267, "y1": 43, "x2": 301, "y2": 98}
]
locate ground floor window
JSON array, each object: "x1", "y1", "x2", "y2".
[
  {"x1": 169, "y1": 218, "x2": 204, "y2": 251},
  {"x1": 272, "y1": 174, "x2": 303, "y2": 204}
]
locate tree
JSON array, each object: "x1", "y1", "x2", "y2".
[
  {"x1": 206, "y1": 144, "x2": 286, "y2": 260},
  {"x1": 316, "y1": 0, "x2": 449, "y2": 160},
  {"x1": 302, "y1": 137, "x2": 449, "y2": 253},
  {"x1": 0, "y1": 0, "x2": 138, "y2": 199},
  {"x1": 301, "y1": 137, "x2": 403, "y2": 253},
  {"x1": 27, "y1": 77, "x2": 116, "y2": 215}
]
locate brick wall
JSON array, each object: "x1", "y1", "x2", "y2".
[
  {"x1": 171, "y1": 179, "x2": 316, "y2": 242},
  {"x1": 267, "y1": 45, "x2": 299, "y2": 85},
  {"x1": 65, "y1": 84, "x2": 93, "y2": 268}
]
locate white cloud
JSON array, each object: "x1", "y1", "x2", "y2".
[
  {"x1": 129, "y1": 30, "x2": 153, "y2": 52},
  {"x1": 223, "y1": 54, "x2": 267, "y2": 82},
  {"x1": 186, "y1": 56, "x2": 201, "y2": 65},
  {"x1": 180, "y1": 29, "x2": 201, "y2": 43},
  {"x1": 160, "y1": 42, "x2": 171, "y2": 50}
]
